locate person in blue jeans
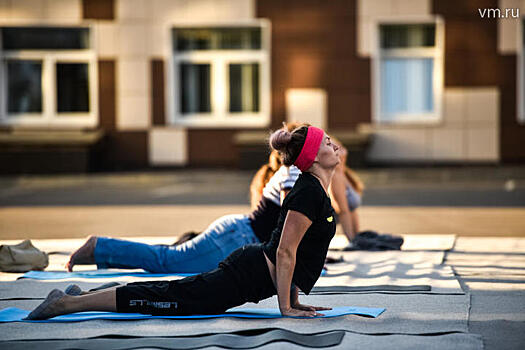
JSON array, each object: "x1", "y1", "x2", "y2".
[
  {"x1": 66, "y1": 162, "x2": 301, "y2": 274},
  {"x1": 66, "y1": 123, "x2": 304, "y2": 274}
]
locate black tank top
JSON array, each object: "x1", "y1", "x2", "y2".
[{"x1": 263, "y1": 173, "x2": 336, "y2": 294}]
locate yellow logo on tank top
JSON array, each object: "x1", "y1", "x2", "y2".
[{"x1": 326, "y1": 216, "x2": 333, "y2": 222}]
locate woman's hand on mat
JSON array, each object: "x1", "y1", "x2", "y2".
[
  {"x1": 289, "y1": 285, "x2": 331, "y2": 315},
  {"x1": 280, "y1": 306, "x2": 320, "y2": 317},
  {"x1": 281, "y1": 305, "x2": 331, "y2": 317},
  {"x1": 294, "y1": 303, "x2": 331, "y2": 312}
]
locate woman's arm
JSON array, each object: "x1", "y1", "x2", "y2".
[
  {"x1": 276, "y1": 210, "x2": 327, "y2": 317},
  {"x1": 329, "y1": 169, "x2": 357, "y2": 242}
]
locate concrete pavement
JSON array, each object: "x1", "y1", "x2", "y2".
[
  {"x1": 0, "y1": 166, "x2": 524, "y2": 207},
  {"x1": 0, "y1": 205, "x2": 524, "y2": 240}
]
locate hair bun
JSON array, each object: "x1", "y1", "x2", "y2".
[{"x1": 269, "y1": 129, "x2": 292, "y2": 152}]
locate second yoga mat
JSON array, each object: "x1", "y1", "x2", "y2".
[{"x1": 0, "y1": 328, "x2": 345, "y2": 350}]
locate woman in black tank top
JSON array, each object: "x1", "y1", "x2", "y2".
[{"x1": 27, "y1": 125, "x2": 341, "y2": 320}]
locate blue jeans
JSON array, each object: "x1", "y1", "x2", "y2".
[{"x1": 94, "y1": 214, "x2": 260, "y2": 273}]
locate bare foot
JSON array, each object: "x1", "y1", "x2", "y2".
[
  {"x1": 66, "y1": 236, "x2": 98, "y2": 272},
  {"x1": 25, "y1": 289, "x2": 67, "y2": 320}
]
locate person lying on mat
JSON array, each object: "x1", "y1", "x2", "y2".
[
  {"x1": 66, "y1": 122, "x2": 302, "y2": 274},
  {"x1": 27, "y1": 124, "x2": 339, "y2": 319}
]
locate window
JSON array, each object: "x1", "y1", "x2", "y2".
[
  {"x1": 179, "y1": 63, "x2": 211, "y2": 114},
  {"x1": 229, "y1": 63, "x2": 259, "y2": 113},
  {"x1": 168, "y1": 23, "x2": 270, "y2": 127},
  {"x1": 0, "y1": 26, "x2": 97, "y2": 128},
  {"x1": 7, "y1": 60, "x2": 42, "y2": 113},
  {"x1": 373, "y1": 22, "x2": 443, "y2": 123}
]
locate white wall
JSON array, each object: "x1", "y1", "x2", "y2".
[
  {"x1": 286, "y1": 89, "x2": 327, "y2": 130},
  {"x1": 367, "y1": 88, "x2": 500, "y2": 162},
  {"x1": 0, "y1": 0, "x2": 82, "y2": 23},
  {"x1": 357, "y1": 0, "x2": 500, "y2": 163},
  {"x1": 149, "y1": 128, "x2": 187, "y2": 165}
]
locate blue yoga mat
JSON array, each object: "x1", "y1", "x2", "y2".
[
  {"x1": 20, "y1": 270, "x2": 197, "y2": 280},
  {"x1": 20, "y1": 268, "x2": 327, "y2": 280},
  {"x1": 0, "y1": 306, "x2": 384, "y2": 323}
]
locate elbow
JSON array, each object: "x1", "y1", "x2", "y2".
[{"x1": 277, "y1": 247, "x2": 294, "y2": 263}]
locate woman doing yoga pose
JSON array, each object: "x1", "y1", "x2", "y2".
[
  {"x1": 27, "y1": 124, "x2": 340, "y2": 319},
  {"x1": 251, "y1": 137, "x2": 364, "y2": 244}
]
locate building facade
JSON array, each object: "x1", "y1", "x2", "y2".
[{"x1": 0, "y1": 0, "x2": 523, "y2": 173}]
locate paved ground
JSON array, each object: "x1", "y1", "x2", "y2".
[
  {"x1": 0, "y1": 166, "x2": 524, "y2": 349},
  {"x1": 0, "y1": 166, "x2": 524, "y2": 207},
  {"x1": 1, "y1": 206, "x2": 524, "y2": 240}
]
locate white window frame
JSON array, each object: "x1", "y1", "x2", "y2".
[
  {"x1": 518, "y1": 17, "x2": 525, "y2": 124},
  {"x1": 0, "y1": 25, "x2": 98, "y2": 129},
  {"x1": 372, "y1": 17, "x2": 444, "y2": 125},
  {"x1": 166, "y1": 20, "x2": 271, "y2": 128}
]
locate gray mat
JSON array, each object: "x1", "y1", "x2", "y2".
[
  {"x1": 256, "y1": 332, "x2": 482, "y2": 350},
  {"x1": 465, "y1": 291, "x2": 525, "y2": 350},
  {"x1": 0, "y1": 331, "x2": 485, "y2": 350},
  {"x1": 446, "y1": 237, "x2": 525, "y2": 349},
  {"x1": 309, "y1": 285, "x2": 431, "y2": 294},
  {"x1": 322, "y1": 251, "x2": 463, "y2": 295},
  {"x1": 0, "y1": 293, "x2": 469, "y2": 340},
  {"x1": 446, "y1": 238, "x2": 525, "y2": 291},
  {"x1": 0, "y1": 328, "x2": 345, "y2": 350}
]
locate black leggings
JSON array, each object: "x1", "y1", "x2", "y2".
[{"x1": 116, "y1": 244, "x2": 276, "y2": 315}]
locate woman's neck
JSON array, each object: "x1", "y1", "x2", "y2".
[{"x1": 309, "y1": 168, "x2": 335, "y2": 194}]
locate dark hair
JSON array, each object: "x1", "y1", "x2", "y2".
[{"x1": 269, "y1": 124, "x2": 309, "y2": 167}]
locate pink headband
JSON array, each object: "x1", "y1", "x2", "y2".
[{"x1": 294, "y1": 126, "x2": 324, "y2": 172}]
